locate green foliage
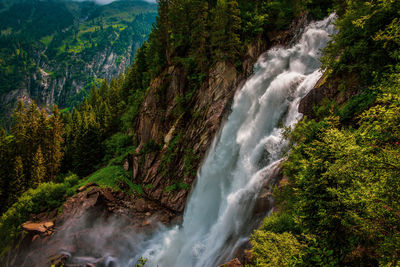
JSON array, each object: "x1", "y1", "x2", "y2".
[
  {"x1": 135, "y1": 257, "x2": 148, "y2": 267},
  {"x1": 159, "y1": 133, "x2": 193, "y2": 193},
  {"x1": 301, "y1": 0, "x2": 338, "y2": 20},
  {"x1": 0, "y1": 102, "x2": 64, "y2": 214},
  {"x1": 312, "y1": 97, "x2": 338, "y2": 119},
  {"x1": 62, "y1": 75, "x2": 133, "y2": 176},
  {"x1": 160, "y1": 133, "x2": 183, "y2": 178},
  {"x1": 140, "y1": 0, "x2": 322, "y2": 83},
  {"x1": 102, "y1": 132, "x2": 133, "y2": 163},
  {"x1": 259, "y1": 212, "x2": 301, "y2": 235},
  {"x1": 0, "y1": 0, "x2": 157, "y2": 120},
  {"x1": 165, "y1": 182, "x2": 190, "y2": 193},
  {"x1": 322, "y1": 0, "x2": 400, "y2": 83},
  {"x1": 272, "y1": 78, "x2": 400, "y2": 265},
  {"x1": 142, "y1": 139, "x2": 161, "y2": 154},
  {"x1": 76, "y1": 165, "x2": 142, "y2": 195},
  {"x1": 250, "y1": 231, "x2": 306, "y2": 267},
  {"x1": 210, "y1": 0, "x2": 242, "y2": 62},
  {"x1": 337, "y1": 88, "x2": 377, "y2": 122},
  {"x1": 0, "y1": 173, "x2": 79, "y2": 255},
  {"x1": 184, "y1": 148, "x2": 199, "y2": 177}
]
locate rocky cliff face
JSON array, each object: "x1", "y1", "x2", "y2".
[
  {"x1": 1, "y1": 42, "x2": 137, "y2": 112},
  {"x1": 0, "y1": 0, "x2": 157, "y2": 122},
  {"x1": 131, "y1": 15, "x2": 309, "y2": 213},
  {"x1": 299, "y1": 72, "x2": 362, "y2": 119}
]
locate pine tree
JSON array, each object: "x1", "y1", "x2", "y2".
[
  {"x1": 190, "y1": 0, "x2": 210, "y2": 73},
  {"x1": 210, "y1": 0, "x2": 242, "y2": 63},
  {"x1": 12, "y1": 100, "x2": 27, "y2": 155},
  {"x1": 32, "y1": 146, "x2": 45, "y2": 187},
  {"x1": 158, "y1": 0, "x2": 172, "y2": 65},
  {"x1": 226, "y1": 0, "x2": 242, "y2": 57},
  {"x1": 0, "y1": 129, "x2": 13, "y2": 212},
  {"x1": 12, "y1": 156, "x2": 25, "y2": 198},
  {"x1": 45, "y1": 105, "x2": 64, "y2": 181}
]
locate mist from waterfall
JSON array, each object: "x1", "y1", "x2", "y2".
[{"x1": 123, "y1": 13, "x2": 337, "y2": 267}]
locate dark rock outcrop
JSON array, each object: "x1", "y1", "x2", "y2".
[
  {"x1": 218, "y1": 258, "x2": 244, "y2": 267},
  {"x1": 299, "y1": 73, "x2": 361, "y2": 119},
  {"x1": 1, "y1": 186, "x2": 174, "y2": 267}
]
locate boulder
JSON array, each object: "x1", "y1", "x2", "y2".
[
  {"x1": 218, "y1": 258, "x2": 243, "y2": 267},
  {"x1": 49, "y1": 253, "x2": 70, "y2": 267},
  {"x1": 22, "y1": 221, "x2": 54, "y2": 234}
]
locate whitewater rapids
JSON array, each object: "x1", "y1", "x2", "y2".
[{"x1": 126, "y1": 13, "x2": 336, "y2": 267}]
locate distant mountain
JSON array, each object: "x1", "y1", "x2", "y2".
[{"x1": 0, "y1": 0, "x2": 157, "y2": 123}]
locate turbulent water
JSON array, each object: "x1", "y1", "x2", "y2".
[{"x1": 123, "y1": 14, "x2": 337, "y2": 267}]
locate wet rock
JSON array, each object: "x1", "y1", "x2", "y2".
[
  {"x1": 49, "y1": 253, "x2": 70, "y2": 267},
  {"x1": 30, "y1": 209, "x2": 58, "y2": 222},
  {"x1": 253, "y1": 162, "x2": 283, "y2": 216},
  {"x1": 254, "y1": 189, "x2": 274, "y2": 215},
  {"x1": 141, "y1": 220, "x2": 151, "y2": 227},
  {"x1": 218, "y1": 258, "x2": 243, "y2": 267},
  {"x1": 299, "y1": 73, "x2": 360, "y2": 119}
]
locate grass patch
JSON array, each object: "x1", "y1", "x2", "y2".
[
  {"x1": 75, "y1": 165, "x2": 142, "y2": 195},
  {"x1": 40, "y1": 34, "x2": 54, "y2": 46}
]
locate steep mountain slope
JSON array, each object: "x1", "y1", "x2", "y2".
[
  {"x1": 1, "y1": 0, "x2": 399, "y2": 266},
  {"x1": 0, "y1": 0, "x2": 157, "y2": 123}
]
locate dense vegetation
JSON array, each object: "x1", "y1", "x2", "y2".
[
  {"x1": 0, "y1": 0, "x2": 157, "y2": 124},
  {"x1": 0, "y1": 102, "x2": 64, "y2": 214},
  {"x1": 250, "y1": 0, "x2": 400, "y2": 266},
  {"x1": 0, "y1": 0, "x2": 399, "y2": 265}
]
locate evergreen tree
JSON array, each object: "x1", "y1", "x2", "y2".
[
  {"x1": 210, "y1": 0, "x2": 242, "y2": 62},
  {"x1": 45, "y1": 105, "x2": 64, "y2": 181},
  {"x1": 190, "y1": 0, "x2": 210, "y2": 73},
  {"x1": 12, "y1": 156, "x2": 25, "y2": 199},
  {"x1": 32, "y1": 146, "x2": 45, "y2": 187}
]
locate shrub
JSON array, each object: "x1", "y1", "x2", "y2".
[
  {"x1": 250, "y1": 231, "x2": 306, "y2": 266},
  {"x1": 102, "y1": 132, "x2": 133, "y2": 163},
  {"x1": 0, "y1": 173, "x2": 79, "y2": 255},
  {"x1": 260, "y1": 212, "x2": 302, "y2": 235}
]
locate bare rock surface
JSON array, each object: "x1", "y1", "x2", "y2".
[
  {"x1": 218, "y1": 258, "x2": 244, "y2": 267},
  {"x1": 299, "y1": 73, "x2": 361, "y2": 119},
  {"x1": 22, "y1": 221, "x2": 54, "y2": 234},
  {"x1": 2, "y1": 186, "x2": 174, "y2": 267}
]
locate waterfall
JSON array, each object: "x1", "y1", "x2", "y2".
[{"x1": 128, "y1": 14, "x2": 336, "y2": 267}]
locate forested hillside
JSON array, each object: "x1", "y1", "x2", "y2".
[
  {"x1": 0, "y1": 0, "x2": 399, "y2": 266},
  {"x1": 0, "y1": 0, "x2": 157, "y2": 125}
]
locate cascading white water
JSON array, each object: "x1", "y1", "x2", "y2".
[{"x1": 128, "y1": 14, "x2": 336, "y2": 267}]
